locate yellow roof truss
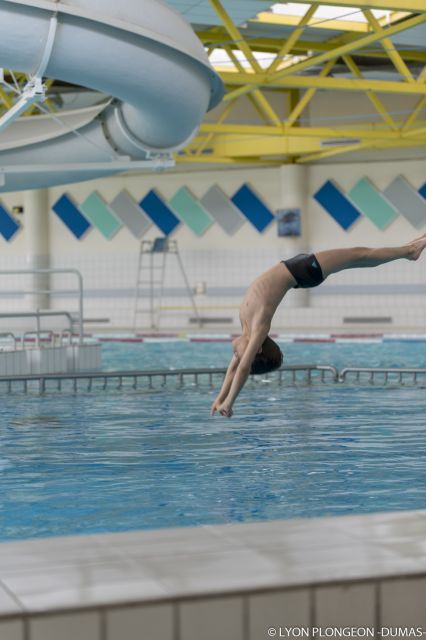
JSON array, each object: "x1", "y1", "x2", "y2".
[
  {"x1": 182, "y1": 0, "x2": 426, "y2": 165},
  {"x1": 271, "y1": 0, "x2": 426, "y2": 13}
]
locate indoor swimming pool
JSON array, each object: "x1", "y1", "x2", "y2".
[{"x1": 1, "y1": 339, "x2": 425, "y2": 542}]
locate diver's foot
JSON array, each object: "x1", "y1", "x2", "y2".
[{"x1": 407, "y1": 234, "x2": 426, "y2": 261}]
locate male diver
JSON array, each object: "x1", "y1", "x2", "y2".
[{"x1": 211, "y1": 236, "x2": 426, "y2": 418}]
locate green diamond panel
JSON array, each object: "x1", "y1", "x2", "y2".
[
  {"x1": 347, "y1": 178, "x2": 398, "y2": 230},
  {"x1": 80, "y1": 191, "x2": 122, "y2": 239},
  {"x1": 169, "y1": 187, "x2": 213, "y2": 236}
]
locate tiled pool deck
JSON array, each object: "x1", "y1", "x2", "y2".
[{"x1": 1, "y1": 509, "x2": 426, "y2": 639}]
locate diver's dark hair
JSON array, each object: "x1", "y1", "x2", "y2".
[{"x1": 250, "y1": 338, "x2": 283, "y2": 375}]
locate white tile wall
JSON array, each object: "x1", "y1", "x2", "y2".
[
  {"x1": 248, "y1": 589, "x2": 310, "y2": 639},
  {"x1": 29, "y1": 612, "x2": 101, "y2": 640},
  {"x1": 3, "y1": 575, "x2": 426, "y2": 640},
  {"x1": 2, "y1": 160, "x2": 426, "y2": 332},
  {"x1": 380, "y1": 578, "x2": 426, "y2": 626},
  {"x1": 0, "y1": 620, "x2": 24, "y2": 640},
  {"x1": 179, "y1": 597, "x2": 244, "y2": 640},
  {"x1": 106, "y1": 603, "x2": 174, "y2": 640},
  {"x1": 314, "y1": 583, "x2": 375, "y2": 626}
]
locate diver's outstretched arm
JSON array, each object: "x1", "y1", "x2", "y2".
[
  {"x1": 218, "y1": 326, "x2": 268, "y2": 417},
  {"x1": 210, "y1": 354, "x2": 238, "y2": 416}
]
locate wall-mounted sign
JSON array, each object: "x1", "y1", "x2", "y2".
[{"x1": 277, "y1": 208, "x2": 301, "y2": 237}]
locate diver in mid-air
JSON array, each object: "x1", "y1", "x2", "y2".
[{"x1": 211, "y1": 235, "x2": 426, "y2": 418}]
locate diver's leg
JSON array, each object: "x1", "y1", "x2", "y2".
[{"x1": 315, "y1": 236, "x2": 426, "y2": 280}]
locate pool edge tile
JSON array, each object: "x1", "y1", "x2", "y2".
[
  {"x1": 0, "y1": 582, "x2": 24, "y2": 617},
  {"x1": 0, "y1": 510, "x2": 426, "y2": 616}
]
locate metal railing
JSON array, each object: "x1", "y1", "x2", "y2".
[
  {"x1": 0, "y1": 311, "x2": 74, "y2": 348},
  {"x1": 0, "y1": 364, "x2": 425, "y2": 394},
  {"x1": 0, "y1": 364, "x2": 338, "y2": 393},
  {"x1": 0, "y1": 268, "x2": 84, "y2": 344},
  {"x1": 0, "y1": 332, "x2": 17, "y2": 349},
  {"x1": 339, "y1": 367, "x2": 426, "y2": 384}
]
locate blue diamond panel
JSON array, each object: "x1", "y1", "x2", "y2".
[
  {"x1": 231, "y1": 184, "x2": 274, "y2": 232},
  {"x1": 419, "y1": 183, "x2": 426, "y2": 201},
  {"x1": 0, "y1": 203, "x2": 20, "y2": 241},
  {"x1": 52, "y1": 194, "x2": 91, "y2": 239},
  {"x1": 314, "y1": 180, "x2": 362, "y2": 231},
  {"x1": 139, "y1": 189, "x2": 180, "y2": 236}
]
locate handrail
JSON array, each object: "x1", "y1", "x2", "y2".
[
  {"x1": 0, "y1": 269, "x2": 83, "y2": 344},
  {"x1": 339, "y1": 367, "x2": 426, "y2": 383},
  {"x1": 0, "y1": 311, "x2": 74, "y2": 348},
  {"x1": 23, "y1": 330, "x2": 55, "y2": 348},
  {"x1": 0, "y1": 364, "x2": 424, "y2": 394},
  {"x1": 0, "y1": 332, "x2": 17, "y2": 349},
  {"x1": 0, "y1": 364, "x2": 338, "y2": 393}
]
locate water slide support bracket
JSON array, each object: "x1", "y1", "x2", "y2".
[{"x1": 0, "y1": 9, "x2": 59, "y2": 133}]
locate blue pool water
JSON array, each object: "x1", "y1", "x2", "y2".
[{"x1": 1, "y1": 340, "x2": 426, "y2": 541}]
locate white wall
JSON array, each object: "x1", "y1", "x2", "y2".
[
  {"x1": 308, "y1": 160, "x2": 426, "y2": 329},
  {"x1": 0, "y1": 158, "x2": 425, "y2": 332}
]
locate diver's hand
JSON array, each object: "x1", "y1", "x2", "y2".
[
  {"x1": 210, "y1": 398, "x2": 222, "y2": 416},
  {"x1": 218, "y1": 402, "x2": 233, "y2": 418}
]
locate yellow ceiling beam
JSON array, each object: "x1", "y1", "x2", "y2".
[
  {"x1": 209, "y1": 0, "x2": 282, "y2": 127},
  {"x1": 288, "y1": 89, "x2": 301, "y2": 128},
  {"x1": 297, "y1": 138, "x2": 426, "y2": 163},
  {"x1": 199, "y1": 122, "x2": 426, "y2": 140},
  {"x1": 401, "y1": 64, "x2": 426, "y2": 134},
  {"x1": 286, "y1": 59, "x2": 336, "y2": 127},
  {"x1": 223, "y1": 13, "x2": 426, "y2": 102},
  {"x1": 220, "y1": 72, "x2": 426, "y2": 95},
  {"x1": 254, "y1": 12, "x2": 368, "y2": 33},
  {"x1": 267, "y1": 0, "x2": 426, "y2": 13},
  {"x1": 298, "y1": 141, "x2": 372, "y2": 162},
  {"x1": 195, "y1": 99, "x2": 237, "y2": 156},
  {"x1": 176, "y1": 155, "x2": 239, "y2": 164},
  {"x1": 342, "y1": 55, "x2": 397, "y2": 129},
  {"x1": 402, "y1": 125, "x2": 426, "y2": 137},
  {"x1": 363, "y1": 10, "x2": 415, "y2": 82},
  {"x1": 0, "y1": 86, "x2": 13, "y2": 109},
  {"x1": 379, "y1": 11, "x2": 412, "y2": 26},
  {"x1": 267, "y1": 4, "x2": 319, "y2": 75},
  {"x1": 209, "y1": 0, "x2": 262, "y2": 73},
  {"x1": 188, "y1": 134, "x2": 425, "y2": 160},
  {"x1": 191, "y1": 134, "x2": 325, "y2": 156},
  {"x1": 418, "y1": 64, "x2": 426, "y2": 82},
  {"x1": 197, "y1": 29, "x2": 426, "y2": 63},
  {"x1": 175, "y1": 155, "x2": 284, "y2": 165},
  {"x1": 224, "y1": 46, "x2": 282, "y2": 126},
  {"x1": 183, "y1": 130, "x2": 426, "y2": 164},
  {"x1": 403, "y1": 96, "x2": 426, "y2": 129},
  {"x1": 402, "y1": 66, "x2": 426, "y2": 130}
]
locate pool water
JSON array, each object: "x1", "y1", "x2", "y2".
[
  {"x1": 1, "y1": 340, "x2": 426, "y2": 541},
  {"x1": 101, "y1": 338, "x2": 426, "y2": 371}
]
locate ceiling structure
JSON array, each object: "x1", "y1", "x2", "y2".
[
  {"x1": 0, "y1": 0, "x2": 425, "y2": 167},
  {"x1": 182, "y1": 0, "x2": 426, "y2": 165}
]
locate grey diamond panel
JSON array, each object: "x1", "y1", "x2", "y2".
[
  {"x1": 201, "y1": 184, "x2": 246, "y2": 235},
  {"x1": 383, "y1": 176, "x2": 426, "y2": 229},
  {"x1": 109, "y1": 190, "x2": 151, "y2": 238}
]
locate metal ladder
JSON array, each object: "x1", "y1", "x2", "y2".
[{"x1": 133, "y1": 238, "x2": 200, "y2": 330}]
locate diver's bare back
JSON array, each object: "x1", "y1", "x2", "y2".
[{"x1": 239, "y1": 262, "x2": 296, "y2": 330}]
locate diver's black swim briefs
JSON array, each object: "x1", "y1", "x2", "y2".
[{"x1": 281, "y1": 253, "x2": 324, "y2": 289}]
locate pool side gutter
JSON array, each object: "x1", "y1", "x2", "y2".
[{"x1": 0, "y1": 509, "x2": 425, "y2": 637}]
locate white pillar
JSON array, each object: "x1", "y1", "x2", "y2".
[
  {"x1": 24, "y1": 188, "x2": 50, "y2": 310},
  {"x1": 279, "y1": 165, "x2": 309, "y2": 307}
]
